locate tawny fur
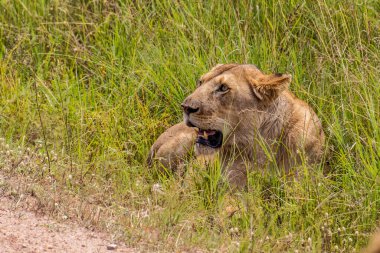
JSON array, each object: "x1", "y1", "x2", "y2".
[
  {"x1": 148, "y1": 64, "x2": 325, "y2": 187},
  {"x1": 147, "y1": 122, "x2": 196, "y2": 174},
  {"x1": 362, "y1": 232, "x2": 380, "y2": 253}
]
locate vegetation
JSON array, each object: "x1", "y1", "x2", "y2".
[{"x1": 0, "y1": 0, "x2": 379, "y2": 252}]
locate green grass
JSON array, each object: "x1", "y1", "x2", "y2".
[{"x1": 0, "y1": 0, "x2": 380, "y2": 252}]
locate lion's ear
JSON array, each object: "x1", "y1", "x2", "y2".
[{"x1": 249, "y1": 73, "x2": 291, "y2": 101}]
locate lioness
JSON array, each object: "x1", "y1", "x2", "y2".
[{"x1": 148, "y1": 64, "x2": 325, "y2": 187}]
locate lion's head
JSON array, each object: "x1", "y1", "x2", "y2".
[{"x1": 181, "y1": 64, "x2": 292, "y2": 150}]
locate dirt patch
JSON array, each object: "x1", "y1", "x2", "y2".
[{"x1": 0, "y1": 173, "x2": 135, "y2": 253}]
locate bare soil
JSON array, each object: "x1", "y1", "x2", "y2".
[{"x1": 0, "y1": 174, "x2": 135, "y2": 253}]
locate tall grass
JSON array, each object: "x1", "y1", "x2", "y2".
[{"x1": 0, "y1": 0, "x2": 379, "y2": 251}]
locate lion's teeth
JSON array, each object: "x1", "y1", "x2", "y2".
[{"x1": 203, "y1": 132, "x2": 208, "y2": 139}]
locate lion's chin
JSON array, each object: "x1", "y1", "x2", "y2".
[{"x1": 196, "y1": 129, "x2": 223, "y2": 148}]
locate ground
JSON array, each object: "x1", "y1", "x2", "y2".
[{"x1": 0, "y1": 173, "x2": 133, "y2": 253}]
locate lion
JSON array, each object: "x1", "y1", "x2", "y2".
[{"x1": 148, "y1": 64, "x2": 325, "y2": 187}]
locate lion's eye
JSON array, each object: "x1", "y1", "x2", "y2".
[
  {"x1": 217, "y1": 84, "x2": 230, "y2": 93},
  {"x1": 196, "y1": 79, "x2": 203, "y2": 87}
]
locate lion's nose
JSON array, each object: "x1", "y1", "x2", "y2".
[{"x1": 181, "y1": 103, "x2": 199, "y2": 115}]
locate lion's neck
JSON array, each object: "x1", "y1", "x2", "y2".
[
  {"x1": 221, "y1": 93, "x2": 293, "y2": 162},
  {"x1": 259, "y1": 94, "x2": 292, "y2": 141}
]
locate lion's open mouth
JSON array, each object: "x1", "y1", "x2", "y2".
[{"x1": 196, "y1": 129, "x2": 223, "y2": 148}]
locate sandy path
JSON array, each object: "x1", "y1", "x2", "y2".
[{"x1": 0, "y1": 181, "x2": 135, "y2": 253}]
